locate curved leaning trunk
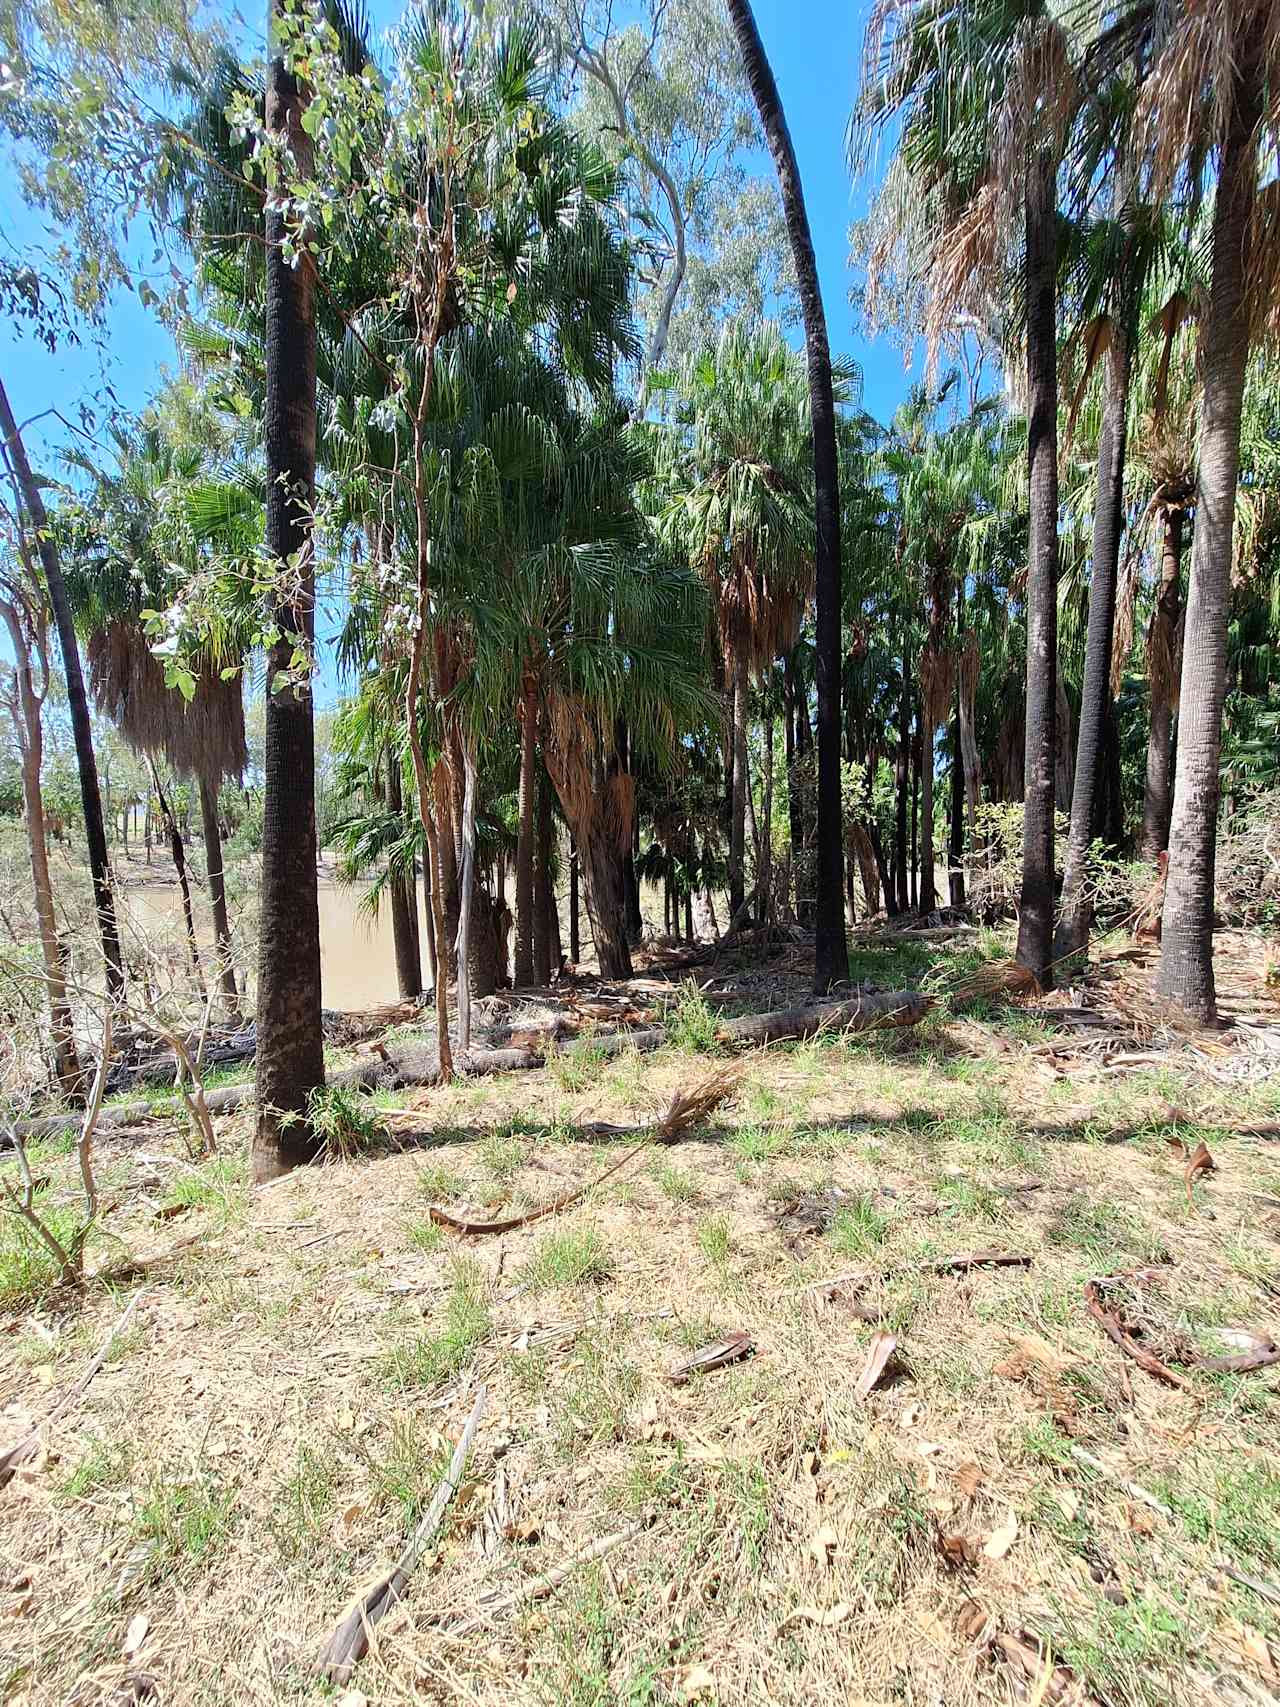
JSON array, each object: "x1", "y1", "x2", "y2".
[
  {"x1": 1014, "y1": 150, "x2": 1061, "y2": 990},
  {"x1": 1141, "y1": 505, "x2": 1183, "y2": 860},
  {"x1": 253, "y1": 5, "x2": 326, "y2": 1179},
  {"x1": 198, "y1": 774, "x2": 244, "y2": 1023},
  {"x1": 1055, "y1": 317, "x2": 1131, "y2": 966},
  {"x1": 725, "y1": 0, "x2": 846, "y2": 991},
  {"x1": 1155, "y1": 48, "x2": 1261, "y2": 1023},
  {"x1": 0, "y1": 379, "x2": 127, "y2": 1004}
]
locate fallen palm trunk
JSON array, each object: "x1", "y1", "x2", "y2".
[
  {"x1": 7, "y1": 990, "x2": 929, "y2": 1146},
  {"x1": 317, "y1": 1385, "x2": 487, "y2": 1682}
]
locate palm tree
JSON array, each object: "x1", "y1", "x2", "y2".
[
  {"x1": 651, "y1": 322, "x2": 833, "y2": 928},
  {"x1": 0, "y1": 379, "x2": 127, "y2": 1003},
  {"x1": 724, "y1": 0, "x2": 849, "y2": 989},
  {"x1": 1090, "y1": 0, "x2": 1280, "y2": 1021},
  {"x1": 254, "y1": 0, "x2": 324, "y2": 1177},
  {"x1": 856, "y1": 0, "x2": 1079, "y2": 986}
]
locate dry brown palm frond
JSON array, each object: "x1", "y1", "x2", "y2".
[
  {"x1": 653, "y1": 1064, "x2": 742, "y2": 1143},
  {"x1": 924, "y1": 186, "x2": 1000, "y2": 385},
  {"x1": 1110, "y1": 548, "x2": 1142, "y2": 700},
  {"x1": 920, "y1": 640, "x2": 956, "y2": 735},
  {"x1": 951, "y1": 961, "x2": 1042, "y2": 1004},
  {"x1": 604, "y1": 770, "x2": 636, "y2": 854},
  {"x1": 1147, "y1": 292, "x2": 1200, "y2": 419},
  {"x1": 87, "y1": 619, "x2": 248, "y2": 785},
  {"x1": 1063, "y1": 316, "x2": 1115, "y2": 449},
  {"x1": 1146, "y1": 582, "x2": 1182, "y2": 714},
  {"x1": 994, "y1": 16, "x2": 1078, "y2": 214}
]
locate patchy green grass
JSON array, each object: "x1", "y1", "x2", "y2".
[
  {"x1": 663, "y1": 981, "x2": 720, "y2": 1053},
  {"x1": 132, "y1": 1471, "x2": 237, "y2": 1568},
  {"x1": 307, "y1": 1083, "x2": 389, "y2": 1161},
  {"x1": 826, "y1": 1193, "x2": 891, "y2": 1258},
  {"x1": 381, "y1": 1262, "x2": 491, "y2": 1390},
  {"x1": 520, "y1": 1226, "x2": 614, "y2": 1291}
]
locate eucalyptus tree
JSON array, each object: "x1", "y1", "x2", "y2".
[{"x1": 857, "y1": 0, "x2": 1081, "y2": 986}]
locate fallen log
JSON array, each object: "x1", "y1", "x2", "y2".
[{"x1": 6, "y1": 990, "x2": 929, "y2": 1143}]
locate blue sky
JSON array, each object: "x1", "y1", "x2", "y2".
[{"x1": 0, "y1": 0, "x2": 915, "y2": 697}]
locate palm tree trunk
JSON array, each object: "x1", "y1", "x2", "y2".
[
  {"x1": 759, "y1": 688, "x2": 774, "y2": 923},
  {"x1": 455, "y1": 737, "x2": 478, "y2": 1052},
  {"x1": 1156, "y1": 42, "x2": 1261, "y2": 1022},
  {"x1": 920, "y1": 720, "x2": 935, "y2": 914},
  {"x1": 577, "y1": 824, "x2": 632, "y2": 979},
  {"x1": 0, "y1": 378, "x2": 126, "y2": 1002},
  {"x1": 148, "y1": 760, "x2": 205, "y2": 992},
  {"x1": 1014, "y1": 150, "x2": 1061, "y2": 990},
  {"x1": 726, "y1": 0, "x2": 846, "y2": 988},
  {"x1": 513, "y1": 673, "x2": 537, "y2": 987},
  {"x1": 569, "y1": 839, "x2": 580, "y2": 964},
  {"x1": 1055, "y1": 313, "x2": 1131, "y2": 965},
  {"x1": 729, "y1": 650, "x2": 748, "y2": 920},
  {"x1": 949, "y1": 715, "x2": 965, "y2": 908},
  {"x1": 910, "y1": 727, "x2": 919, "y2": 912},
  {"x1": 1141, "y1": 505, "x2": 1183, "y2": 859},
  {"x1": 784, "y1": 654, "x2": 802, "y2": 894},
  {"x1": 199, "y1": 773, "x2": 243, "y2": 1023},
  {"x1": 384, "y1": 758, "x2": 422, "y2": 1001},
  {"x1": 253, "y1": 4, "x2": 325, "y2": 1179},
  {"x1": 533, "y1": 758, "x2": 554, "y2": 986},
  {"x1": 421, "y1": 837, "x2": 436, "y2": 989}
]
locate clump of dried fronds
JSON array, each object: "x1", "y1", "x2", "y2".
[
  {"x1": 951, "y1": 960, "x2": 1042, "y2": 1005},
  {"x1": 654, "y1": 1064, "x2": 742, "y2": 1144}
]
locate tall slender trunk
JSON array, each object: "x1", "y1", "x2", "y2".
[
  {"x1": 385, "y1": 759, "x2": 422, "y2": 1001},
  {"x1": 0, "y1": 600, "x2": 83, "y2": 1099},
  {"x1": 919, "y1": 718, "x2": 935, "y2": 914},
  {"x1": 759, "y1": 690, "x2": 774, "y2": 923},
  {"x1": 1142, "y1": 505, "x2": 1184, "y2": 859},
  {"x1": 253, "y1": 3, "x2": 325, "y2": 1179},
  {"x1": 149, "y1": 761, "x2": 205, "y2": 992},
  {"x1": 729, "y1": 650, "x2": 749, "y2": 920},
  {"x1": 455, "y1": 738, "x2": 477, "y2": 1052},
  {"x1": 1014, "y1": 150, "x2": 1061, "y2": 990},
  {"x1": 513, "y1": 672, "x2": 537, "y2": 987},
  {"x1": 1055, "y1": 310, "x2": 1131, "y2": 964},
  {"x1": 949, "y1": 715, "x2": 965, "y2": 908},
  {"x1": 726, "y1": 0, "x2": 845, "y2": 989},
  {"x1": 569, "y1": 838, "x2": 580, "y2": 964},
  {"x1": 895, "y1": 670, "x2": 910, "y2": 914},
  {"x1": 0, "y1": 378, "x2": 126, "y2": 1001},
  {"x1": 1156, "y1": 38, "x2": 1261, "y2": 1022},
  {"x1": 533, "y1": 758, "x2": 554, "y2": 986},
  {"x1": 784, "y1": 654, "x2": 802, "y2": 891},
  {"x1": 910, "y1": 727, "x2": 920, "y2": 912},
  {"x1": 421, "y1": 836, "x2": 437, "y2": 988},
  {"x1": 199, "y1": 774, "x2": 243, "y2": 1023}
]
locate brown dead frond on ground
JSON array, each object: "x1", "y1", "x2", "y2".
[
  {"x1": 951, "y1": 960, "x2": 1042, "y2": 1004},
  {"x1": 653, "y1": 1063, "x2": 742, "y2": 1142}
]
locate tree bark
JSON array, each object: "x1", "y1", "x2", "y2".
[
  {"x1": 919, "y1": 717, "x2": 935, "y2": 914},
  {"x1": 759, "y1": 687, "x2": 774, "y2": 922},
  {"x1": 910, "y1": 725, "x2": 920, "y2": 912},
  {"x1": 1156, "y1": 38, "x2": 1261, "y2": 1023},
  {"x1": 1014, "y1": 150, "x2": 1060, "y2": 990},
  {"x1": 253, "y1": 5, "x2": 325, "y2": 1179},
  {"x1": 1141, "y1": 505, "x2": 1183, "y2": 859},
  {"x1": 569, "y1": 838, "x2": 580, "y2": 964},
  {"x1": 455, "y1": 738, "x2": 478, "y2": 1052},
  {"x1": 0, "y1": 378, "x2": 126, "y2": 1002},
  {"x1": 895, "y1": 666, "x2": 910, "y2": 913},
  {"x1": 949, "y1": 715, "x2": 965, "y2": 908},
  {"x1": 198, "y1": 774, "x2": 243, "y2": 1022},
  {"x1": 513, "y1": 672, "x2": 537, "y2": 987},
  {"x1": 725, "y1": 0, "x2": 846, "y2": 990},
  {"x1": 385, "y1": 757, "x2": 422, "y2": 1001},
  {"x1": 150, "y1": 761, "x2": 205, "y2": 993},
  {"x1": 729, "y1": 650, "x2": 749, "y2": 921},
  {"x1": 533, "y1": 758, "x2": 554, "y2": 986},
  {"x1": 1055, "y1": 310, "x2": 1131, "y2": 965}
]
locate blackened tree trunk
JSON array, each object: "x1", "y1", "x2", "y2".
[
  {"x1": 0, "y1": 377, "x2": 126, "y2": 1002},
  {"x1": 895, "y1": 668, "x2": 910, "y2": 913},
  {"x1": 726, "y1": 0, "x2": 846, "y2": 989},
  {"x1": 1014, "y1": 151, "x2": 1061, "y2": 990},
  {"x1": 569, "y1": 838, "x2": 580, "y2": 964},
  {"x1": 949, "y1": 717, "x2": 965, "y2": 907},
  {"x1": 919, "y1": 718, "x2": 935, "y2": 914},
  {"x1": 533, "y1": 759, "x2": 554, "y2": 986},
  {"x1": 384, "y1": 758, "x2": 421, "y2": 1001},
  {"x1": 253, "y1": 4, "x2": 324, "y2": 1179},
  {"x1": 576, "y1": 824, "x2": 632, "y2": 979},
  {"x1": 150, "y1": 761, "x2": 205, "y2": 992},
  {"x1": 1142, "y1": 505, "x2": 1184, "y2": 859},
  {"x1": 784, "y1": 652, "x2": 802, "y2": 885},
  {"x1": 1055, "y1": 311, "x2": 1131, "y2": 965},
  {"x1": 1156, "y1": 42, "x2": 1260, "y2": 1023},
  {"x1": 729, "y1": 651, "x2": 749, "y2": 921},
  {"x1": 199, "y1": 774, "x2": 244, "y2": 1022},
  {"x1": 513, "y1": 673, "x2": 537, "y2": 987},
  {"x1": 909, "y1": 727, "x2": 919, "y2": 912}
]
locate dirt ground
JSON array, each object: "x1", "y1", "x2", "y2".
[{"x1": 2, "y1": 926, "x2": 1279, "y2": 1707}]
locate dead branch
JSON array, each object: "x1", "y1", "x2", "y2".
[
  {"x1": 1083, "y1": 1278, "x2": 1197, "y2": 1392},
  {"x1": 0, "y1": 1289, "x2": 145, "y2": 1489},
  {"x1": 443, "y1": 1520, "x2": 645, "y2": 1639},
  {"x1": 316, "y1": 1384, "x2": 487, "y2": 1681}
]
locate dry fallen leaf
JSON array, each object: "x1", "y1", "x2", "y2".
[
  {"x1": 1124, "y1": 1502, "x2": 1156, "y2": 1537},
  {"x1": 983, "y1": 1511, "x2": 1019, "y2": 1561},
  {"x1": 674, "y1": 1663, "x2": 716, "y2": 1702},
  {"x1": 954, "y1": 1598, "x2": 989, "y2": 1641},
  {"x1": 954, "y1": 1462, "x2": 985, "y2": 1499},
  {"x1": 783, "y1": 1601, "x2": 853, "y2": 1629},
  {"x1": 1183, "y1": 1139, "x2": 1216, "y2": 1210},
  {"x1": 121, "y1": 1613, "x2": 149, "y2": 1660},
  {"x1": 937, "y1": 1531, "x2": 979, "y2": 1570},
  {"x1": 853, "y1": 1332, "x2": 897, "y2": 1400},
  {"x1": 808, "y1": 1524, "x2": 838, "y2": 1566}
]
